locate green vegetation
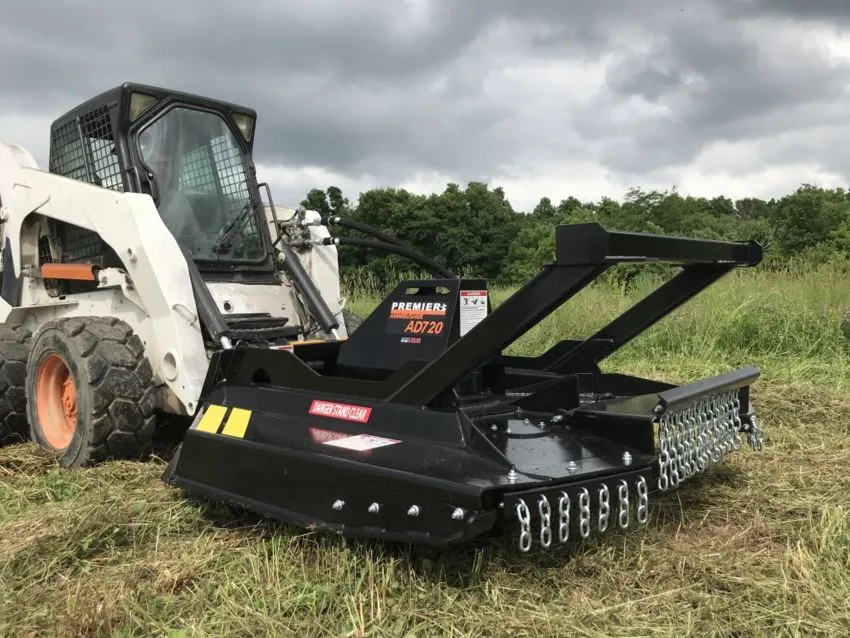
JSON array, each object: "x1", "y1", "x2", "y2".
[
  {"x1": 303, "y1": 182, "x2": 850, "y2": 288},
  {"x1": 1, "y1": 261, "x2": 848, "y2": 636},
  {"x1": 348, "y1": 259, "x2": 850, "y2": 393}
]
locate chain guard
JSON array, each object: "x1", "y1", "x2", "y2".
[
  {"x1": 656, "y1": 389, "x2": 763, "y2": 492},
  {"x1": 504, "y1": 468, "x2": 652, "y2": 553}
]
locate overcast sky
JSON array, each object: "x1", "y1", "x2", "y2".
[{"x1": 2, "y1": 0, "x2": 850, "y2": 212}]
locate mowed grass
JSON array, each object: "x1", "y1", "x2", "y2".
[{"x1": 1, "y1": 264, "x2": 849, "y2": 637}]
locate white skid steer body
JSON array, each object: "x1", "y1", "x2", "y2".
[{"x1": 0, "y1": 141, "x2": 345, "y2": 465}]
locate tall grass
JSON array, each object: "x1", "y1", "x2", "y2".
[
  {"x1": 343, "y1": 261, "x2": 850, "y2": 392},
  {"x1": 0, "y1": 261, "x2": 848, "y2": 636}
]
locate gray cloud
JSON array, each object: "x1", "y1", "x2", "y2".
[
  {"x1": 1, "y1": 0, "x2": 850, "y2": 209},
  {"x1": 578, "y1": 3, "x2": 850, "y2": 177},
  {"x1": 719, "y1": 0, "x2": 850, "y2": 24}
]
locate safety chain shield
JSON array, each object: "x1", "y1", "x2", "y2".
[
  {"x1": 511, "y1": 475, "x2": 650, "y2": 552},
  {"x1": 656, "y1": 389, "x2": 763, "y2": 491}
]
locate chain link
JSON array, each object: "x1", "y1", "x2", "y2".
[
  {"x1": 578, "y1": 488, "x2": 591, "y2": 538},
  {"x1": 617, "y1": 480, "x2": 629, "y2": 529},
  {"x1": 730, "y1": 395, "x2": 740, "y2": 452},
  {"x1": 636, "y1": 476, "x2": 648, "y2": 524},
  {"x1": 747, "y1": 414, "x2": 764, "y2": 451},
  {"x1": 516, "y1": 499, "x2": 531, "y2": 552},
  {"x1": 597, "y1": 484, "x2": 610, "y2": 532},
  {"x1": 669, "y1": 413, "x2": 681, "y2": 488},
  {"x1": 658, "y1": 413, "x2": 671, "y2": 490},
  {"x1": 558, "y1": 492, "x2": 570, "y2": 542},
  {"x1": 538, "y1": 495, "x2": 552, "y2": 548}
]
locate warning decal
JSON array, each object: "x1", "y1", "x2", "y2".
[
  {"x1": 322, "y1": 434, "x2": 401, "y2": 451},
  {"x1": 459, "y1": 290, "x2": 488, "y2": 336},
  {"x1": 308, "y1": 400, "x2": 372, "y2": 423},
  {"x1": 308, "y1": 427, "x2": 350, "y2": 444}
]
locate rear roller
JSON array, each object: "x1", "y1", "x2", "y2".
[{"x1": 25, "y1": 316, "x2": 160, "y2": 468}]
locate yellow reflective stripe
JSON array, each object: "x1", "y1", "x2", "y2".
[
  {"x1": 195, "y1": 404, "x2": 227, "y2": 433},
  {"x1": 221, "y1": 407, "x2": 252, "y2": 438}
]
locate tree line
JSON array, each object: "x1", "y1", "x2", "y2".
[{"x1": 300, "y1": 182, "x2": 850, "y2": 287}]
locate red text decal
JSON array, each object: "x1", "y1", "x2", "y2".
[
  {"x1": 404, "y1": 319, "x2": 444, "y2": 335},
  {"x1": 309, "y1": 399, "x2": 372, "y2": 423}
]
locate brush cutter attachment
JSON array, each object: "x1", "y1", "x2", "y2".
[{"x1": 162, "y1": 222, "x2": 765, "y2": 551}]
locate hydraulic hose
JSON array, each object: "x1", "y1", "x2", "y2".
[
  {"x1": 318, "y1": 215, "x2": 457, "y2": 278},
  {"x1": 320, "y1": 236, "x2": 456, "y2": 279},
  {"x1": 322, "y1": 215, "x2": 406, "y2": 247}
]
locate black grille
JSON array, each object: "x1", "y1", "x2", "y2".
[
  {"x1": 173, "y1": 125, "x2": 261, "y2": 248},
  {"x1": 209, "y1": 134, "x2": 259, "y2": 240},
  {"x1": 37, "y1": 235, "x2": 54, "y2": 265},
  {"x1": 179, "y1": 145, "x2": 217, "y2": 193},
  {"x1": 49, "y1": 105, "x2": 123, "y2": 191},
  {"x1": 48, "y1": 120, "x2": 89, "y2": 182}
]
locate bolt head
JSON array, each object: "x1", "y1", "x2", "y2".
[
  {"x1": 567, "y1": 461, "x2": 578, "y2": 471},
  {"x1": 332, "y1": 499, "x2": 345, "y2": 510},
  {"x1": 407, "y1": 505, "x2": 420, "y2": 517},
  {"x1": 622, "y1": 451, "x2": 633, "y2": 465},
  {"x1": 368, "y1": 502, "x2": 380, "y2": 513},
  {"x1": 451, "y1": 507, "x2": 464, "y2": 520},
  {"x1": 507, "y1": 468, "x2": 518, "y2": 481}
]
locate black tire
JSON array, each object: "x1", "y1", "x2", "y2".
[
  {"x1": 343, "y1": 308, "x2": 363, "y2": 335},
  {"x1": 25, "y1": 316, "x2": 159, "y2": 468},
  {"x1": 0, "y1": 324, "x2": 33, "y2": 445}
]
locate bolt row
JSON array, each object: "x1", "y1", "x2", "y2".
[{"x1": 331, "y1": 499, "x2": 465, "y2": 520}]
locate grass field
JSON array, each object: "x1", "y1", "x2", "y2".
[{"x1": 1, "y1": 264, "x2": 849, "y2": 637}]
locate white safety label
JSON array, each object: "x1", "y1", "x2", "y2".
[
  {"x1": 459, "y1": 290, "x2": 488, "y2": 336},
  {"x1": 322, "y1": 434, "x2": 401, "y2": 451}
]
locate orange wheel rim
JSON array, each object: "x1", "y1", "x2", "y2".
[{"x1": 35, "y1": 353, "x2": 77, "y2": 450}]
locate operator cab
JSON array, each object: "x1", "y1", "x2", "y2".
[{"x1": 46, "y1": 82, "x2": 277, "y2": 282}]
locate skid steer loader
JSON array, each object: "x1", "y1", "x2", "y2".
[
  {"x1": 0, "y1": 82, "x2": 767, "y2": 553},
  {"x1": 0, "y1": 82, "x2": 354, "y2": 466}
]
